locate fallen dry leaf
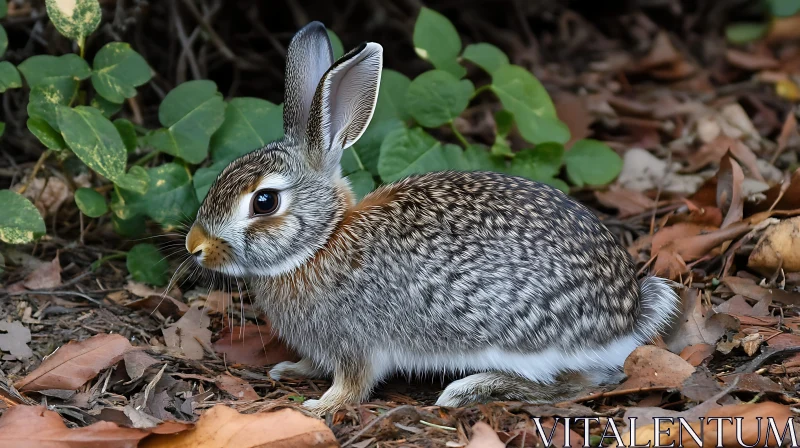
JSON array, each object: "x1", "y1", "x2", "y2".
[
  {"x1": 23, "y1": 254, "x2": 61, "y2": 289},
  {"x1": 15, "y1": 333, "x2": 134, "y2": 392},
  {"x1": 0, "y1": 320, "x2": 34, "y2": 359},
  {"x1": 17, "y1": 176, "x2": 71, "y2": 218},
  {"x1": 554, "y1": 92, "x2": 593, "y2": 149},
  {"x1": 720, "y1": 373, "x2": 785, "y2": 394},
  {"x1": 214, "y1": 373, "x2": 259, "y2": 401},
  {"x1": 163, "y1": 304, "x2": 212, "y2": 360},
  {"x1": 595, "y1": 185, "x2": 657, "y2": 217},
  {"x1": 722, "y1": 276, "x2": 800, "y2": 307},
  {"x1": 726, "y1": 48, "x2": 780, "y2": 71},
  {"x1": 212, "y1": 322, "x2": 298, "y2": 367},
  {"x1": 653, "y1": 222, "x2": 751, "y2": 279},
  {"x1": 126, "y1": 280, "x2": 182, "y2": 301},
  {"x1": 748, "y1": 216, "x2": 800, "y2": 274},
  {"x1": 715, "y1": 294, "x2": 771, "y2": 317},
  {"x1": 704, "y1": 402, "x2": 794, "y2": 447},
  {"x1": 717, "y1": 153, "x2": 744, "y2": 228},
  {"x1": 618, "y1": 148, "x2": 705, "y2": 195},
  {"x1": 616, "y1": 345, "x2": 695, "y2": 390},
  {"x1": 466, "y1": 421, "x2": 505, "y2": 448},
  {"x1": 665, "y1": 290, "x2": 739, "y2": 353},
  {"x1": 679, "y1": 343, "x2": 715, "y2": 367},
  {"x1": 775, "y1": 110, "x2": 799, "y2": 160},
  {"x1": 746, "y1": 168, "x2": 800, "y2": 215},
  {"x1": 126, "y1": 295, "x2": 189, "y2": 319},
  {"x1": 140, "y1": 405, "x2": 337, "y2": 448},
  {"x1": 683, "y1": 135, "x2": 764, "y2": 183},
  {"x1": 122, "y1": 350, "x2": 160, "y2": 381}
]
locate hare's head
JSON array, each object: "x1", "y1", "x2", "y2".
[{"x1": 185, "y1": 22, "x2": 382, "y2": 277}]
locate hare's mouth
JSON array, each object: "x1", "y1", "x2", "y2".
[{"x1": 185, "y1": 224, "x2": 236, "y2": 272}]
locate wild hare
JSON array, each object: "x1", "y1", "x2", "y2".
[{"x1": 185, "y1": 21, "x2": 680, "y2": 416}]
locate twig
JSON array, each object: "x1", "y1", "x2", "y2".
[
  {"x1": 733, "y1": 346, "x2": 800, "y2": 375},
  {"x1": 179, "y1": 0, "x2": 252, "y2": 69},
  {"x1": 342, "y1": 405, "x2": 419, "y2": 447},
  {"x1": 560, "y1": 385, "x2": 674, "y2": 404},
  {"x1": 17, "y1": 150, "x2": 51, "y2": 195}
]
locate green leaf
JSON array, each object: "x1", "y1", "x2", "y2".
[
  {"x1": 442, "y1": 143, "x2": 468, "y2": 170},
  {"x1": 114, "y1": 118, "x2": 138, "y2": 152},
  {"x1": 463, "y1": 43, "x2": 509, "y2": 74},
  {"x1": 18, "y1": 54, "x2": 91, "y2": 88},
  {"x1": 372, "y1": 69, "x2": 412, "y2": 123},
  {"x1": 210, "y1": 97, "x2": 282, "y2": 163},
  {"x1": 378, "y1": 127, "x2": 453, "y2": 183},
  {"x1": 91, "y1": 95, "x2": 123, "y2": 118},
  {"x1": 27, "y1": 117, "x2": 67, "y2": 150},
  {"x1": 146, "y1": 80, "x2": 226, "y2": 164},
  {"x1": 464, "y1": 145, "x2": 506, "y2": 172},
  {"x1": 28, "y1": 86, "x2": 70, "y2": 130},
  {"x1": 74, "y1": 188, "x2": 108, "y2": 217},
  {"x1": 495, "y1": 110, "x2": 514, "y2": 137},
  {"x1": 118, "y1": 163, "x2": 199, "y2": 226},
  {"x1": 0, "y1": 25, "x2": 7, "y2": 58},
  {"x1": 112, "y1": 213, "x2": 145, "y2": 238},
  {"x1": 406, "y1": 70, "x2": 474, "y2": 128},
  {"x1": 126, "y1": 244, "x2": 169, "y2": 286},
  {"x1": 0, "y1": 0, "x2": 7, "y2": 19},
  {"x1": 57, "y1": 106, "x2": 126, "y2": 182},
  {"x1": 193, "y1": 161, "x2": 227, "y2": 202},
  {"x1": 509, "y1": 143, "x2": 565, "y2": 182},
  {"x1": 352, "y1": 118, "x2": 406, "y2": 176},
  {"x1": 413, "y1": 7, "x2": 466, "y2": 78},
  {"x1": 769, "y1": 0, "x2": 800, "y2": 17},
  {"x1": 490, "y1": 65, "x2": 569, "y2": 144},
  {"x1": 0, "y1": 122, "x2": 4, "y2": 138},
  {"x1": 91, "y1": 42, "x2": 152, "y2": 103},
  {"x1": 0, "y1": 62, "x2": 22, "y2": 93},
  {"x1": 0, "y1": 252, "x2": 5, "y2": 275},
  {"x1": 45, "y1": 0, "x2": 101, "y2": 45},
  {"x1": 0, "y1": 190, "x2": 46, "y2": 244},
  {"x1": 346, "y1": 170, "x2": 375, "y2": 201},
  {"x1": 563, "y1": 139, "x2": 622, "y2": 187},
  {"x1": 725, "y1": 22, "x2": 768, "y2": 44},
  {"x1": 115, "y1": 166, "x2": 149, "y2": 194},
  {"x1": 328, "y1": 30, "x2": 344, "y2": 60},
  {"x1": 341, "y1": 147, "x2": 365, "y2": 175}
]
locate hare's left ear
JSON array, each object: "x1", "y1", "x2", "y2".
[{"x1": 306, "y1": 42, "x2": 383, "y2": 175}]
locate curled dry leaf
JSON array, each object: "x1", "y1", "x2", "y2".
[
  {"x1": 665, "y1": 289, "x2": 740, "y2": 354},
  {"x1": 126, "y1": 295, "x2": 189, "y2": 319},
  {"x1": 0, "y1": 320, "x2": 34, "y2": 359},
  {"x1": 595, "y1": 185, "x2": 657, "y2": 217},
  {"x1": 140, "y1": 405, "x2": 337, "y2": 448},
  {"x1": 684, "y1": 135, "x2": 764, "y2": 183},
  {"x1": 126, "y1": 280, "x2": 182, "y2": 301},
  {"x1": 213, "y1": 322, "x2": 298, "y2": 367},
  {"x1": 23, "y1": 254, "x2": 61, "y2": 290},
  {"x1": 618, "y1": 148, "x2": 705, "y2": 195},
  {"x1": 748, "y1": 216, "x2": 800, "y2": 274},
  {"x1": 679, "y1": 343, "x2": 715, "y2": 367},
  {"x1": 466, "y1": 422, "x2": 506, "y2": 448},
  {"x1": 616, "y1": 345, "x2": 695, "y2": 390},
  {"x1": 15, "y1": 333, "x2": 134, "y2": 392},
  {"x1": 554, "y1": 92, "x2": 593, "y2": 149},
  {"x1": 652, "y1": 221, "x2": 751, "y2": 279},
  {"x1": 214, "y1": 373, "x2": 259, "y2": 401},
  {"x1": 716, "y1": 153, "x2": 744, "y2": 229},
  {"x1": 123, "y1": 350, "x2": 160, "y2": 381},
  {"x1": 163, "y1": 304, "x2": 212, "y2": 360},
  {"x1": 725, "y1": 48, "x2": 780, "y2": 71},
  {"x1": 722, "y1": 276, "x2": 800, "y2": 307},
  {"x1": 746, "y1": 168, "x2": 800, "y2": 215}
]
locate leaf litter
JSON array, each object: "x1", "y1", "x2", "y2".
[{"x1": 3, "y1": 3, "x2": 800, "y2": 447}]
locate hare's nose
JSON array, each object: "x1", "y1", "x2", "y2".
[{"x1": 186, "y1": 224, "x2": 208, "y2": 256}]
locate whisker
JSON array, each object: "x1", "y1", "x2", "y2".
[{"x1": 152, "y1": 255, "x2": 192, "y2": 317}]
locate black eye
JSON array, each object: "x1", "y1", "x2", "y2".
[{"x1": 252, "y1": 189, "x2": 279, "y2": 215}]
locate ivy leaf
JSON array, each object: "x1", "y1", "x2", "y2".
[
  {"x1": 74, "y1": 188, "x2": 108, "y2": 218},
  {"x1": 352, "y1": 118, "x2": 406, "y2": 176},
  {"x1": 373, "y1": 69, "x2": 412, "y2": 123},
  {"x1": 91, "y1": 95, "x2": 123, "y2": 118},
  {"x1": 0, "y1": 190, "x2": 46, "y2": 244},
  {"x1": 19, "y1": 54, "x2": 91, "y2": 129},
  {"x1": 56, "y1": 105, "x2": 126, "y2": 182},
  {"x1": 91, "y1": 42, "x2": 152, "y2": 103},
  {"x1": 464, "y1": 145, "x2": 506, "y2": 172},
  {"x1": 117, "y1": 163, "x2": 199, "y2": 226},
  {"x1": 509, "y1": 143, "x2": 565, "y2": 184},
  {"x1": 563, "y1": 139, "x2": 623, "y2": 187},
  {"x1": 126, "y1": 244, "x2": 169, "y2": 286},
  {"x1": 27, "y1": 117, "x2": 67, "y2": 150},
  {"x1": 406, "y1": 70, "x2": 474, "y2": 128},
  {"x1": 490, "y1": 65, "x2": 570, "y2": 144},
  {"x1": 45, "y1": 0, "x2": 101, "y2": 46},
  {"x1": 210, "y1": 98, "x2": 283, "y2": 163},
  {"x1": 413, "y1": 7, "x2": 465, "y2": 78},
  {"x1": 115, "y1": 165, "x2": 149, "y2": 195},
  {"x1": 345, "y1": 170, "x2": 375, "y2": 201},
  {"x1": 113, "y1": 118, "x2": 137, "y2": 152},
  {"x1": 463, "y1": 43, "x2": 509, "y2": 74},
  {"x1": 146, "y1": 80, "x2": 226, "y2": 164},
  {"x1": 0, "y1": 25, "x2": 7, "y2": 58},
  {"x1": 0, "y1": 61, "x2": 21, "y2": 93},
  {"x1": 378, "y1": 127, "x2": 453, "y2": 183},
  {"x1": 328, "y1": 30, "x2": 344, "y2": 60}
]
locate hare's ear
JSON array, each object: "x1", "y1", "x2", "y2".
[
  {"x1": 283, "y1": 21, "x2": 334, "y2": 143},
  {"x1": 306, "y1": 42, "x2": 383, "y2": 175}
]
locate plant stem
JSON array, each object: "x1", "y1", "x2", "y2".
[
  {"x1": 471, "y1": 84, "x2": 492, "y2": 99},
  {"x1": 450, "y1": 121, "x2": 469, "y2": 148},
  {"x1": 133, "y1": 151, "x2": 158, "y2": 166},
  {"x1": 17, "y1": 150, "x2": 52, "y2": 195},
  {"x1": 91, "y1": 253, "x2": 127, "y2": 272}
]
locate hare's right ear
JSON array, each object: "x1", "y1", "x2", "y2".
[{"x1": 283, "y1": 22, "x2": 334, "y2": 143}]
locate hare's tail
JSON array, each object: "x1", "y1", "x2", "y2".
[{"x1": 631, "y1": 276, "x2": 681, "y2": 344}]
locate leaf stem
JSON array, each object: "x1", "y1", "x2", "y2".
[
  {"x1": 133, "y1": 151, "x2": 158, "y2": 167},
  {"x1": 17, "y1": 150, "x2": 52, "y2": 195},
  {"x1": 450, "y1": 121, "x2": 469, "y2": 148},
  {"x1": 471, "y1": 84, "x2": 492, "y2": 99},
  {"x1": 91, "y1": 252, "x2": 127, "y2": 271}
]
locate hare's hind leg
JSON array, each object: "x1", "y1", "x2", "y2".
[
  {"x1": 269, "y1": 358, "x2": 328, "y2": 380},
  {"x1": 435, "y1": 371, "x2": 591, "y2": 407},
  {"x1": 302, "y1": 359, "x2": 376, "y2": 416}
]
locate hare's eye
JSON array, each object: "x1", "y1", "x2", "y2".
[{"x1": 252, "y1": 189, "x2": 280, "y2": 216}]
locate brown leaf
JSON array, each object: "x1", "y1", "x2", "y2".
[
  {"x1": 722, "y1": 276, "x2": 800, "y2": 306},
  {"x1": 665, "y1": 290, "x2": 740, "y2": 353},
  {"x1": 0, "y1": 405, "x2": 151, "y2": 448},
  {"x1": 616, "y1": 345, "x2": 695, "y2": 390},
  {"x1": 554, "y1": 92, "x2": 593, "y2": 149},
  {"x1": 140, "y1": 405, "x2": 337, "y2": 448},
  {"x1": 684, "y1": 135, "x2": 764, "y2": 183},
  {"x1": 715, "y1": 294, "x2": 770, "y2": 317},
  {"x1": 466, "y1": 422, "x2": 505, "y2": 448},
  {"x1": 717, "y1": 153, "x2": 744, "y2": 228},
  {"x1": 122, "y1": 350, "x2": 160, "y2": 381},
  {"x1": 636, "y1": 31, "x2": 682, "y2": 71},
  {"x1": 15, "y1": 333, "x2": 134, "y2": 392},
  {"x1": 652, "y1": 222, "x2": 751, "y2": 279},
  {"x1": 651, "y1": 223, "x2": 718, "y2": 256},
  {"x1": 126, "y1": 280, "x2": 182, "y2": 301},
  {"x1": 126, "y1": 295, "x2": 189, "y2": 319},
  {"x1": 746, "y1": 168, "x2": 800, "y2": 215},
  {"x1": 0, "y1": 321, "x2": 34, "y2": 359},
  {"x1": 679, "y1": 343, "x2": 715, "y2": 367},
  {"x1": 213, "y1": 322, "x2": 298, "y2": 367},
  {"x1": 725, "y1": 48, "x2": 780, "y2": 71},
  {"x1": 775, "y1": 110, "x2": 799, "y2": 159},
  {"x1": 23, "y1": 255, "x2": 61, "y2": 290},
  {"x1": 748, "y1": 216, "x2": 800, "y2": 274},
  {"x1": 595, "y1": 186, "x2": 657, "y2": 217},
  {"x1": 214, "y1": 373, "x2": 259, "y2": 401},
  {"x1": 720, "y1": 373, "x2": 785, "y2": 394},
  {"x1": 163, "y1": 304, "x2": 212, "y2": 360},
  {"x1": 704, "y1": 402, "x2": 794, "y2": 447}
]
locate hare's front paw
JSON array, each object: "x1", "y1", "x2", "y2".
[{"x1": 269, "y1": 358, "x2": 325, "y2": 380}]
